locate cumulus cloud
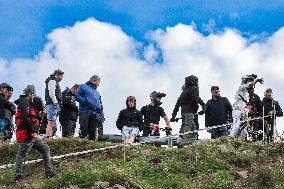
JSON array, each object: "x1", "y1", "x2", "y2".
[{"x1": 0, "y1": 18, "x2": 283, "y2": 138}]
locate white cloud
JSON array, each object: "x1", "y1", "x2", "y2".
[{"x1": 0, "y1": 18, "x2": 283, "y2": 138}]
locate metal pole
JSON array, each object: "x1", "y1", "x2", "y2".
[
  {"x1": 262, "y1": 106, "x2": 265, "y2": 144},
  {"x1": 272, "y1": 104, "x2": 277, "y2": 142}
]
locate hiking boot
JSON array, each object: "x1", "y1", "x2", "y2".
[{"x1": 45, "y1": 170, "x2": 55, "y2": 178}]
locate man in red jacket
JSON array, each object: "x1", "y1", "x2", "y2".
[{"x1": 14, "y1": 87, "x2": 54, "y2": 181}]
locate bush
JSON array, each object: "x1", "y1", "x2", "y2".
[
  {"x1": 202, "y1": 170, "x2": 238, "y2": 189},
  {"x1": 248, "y1": 166, "x2": 275, "y2": 189}
]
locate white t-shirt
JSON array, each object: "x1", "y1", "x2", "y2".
[{"x1": 233, "y1": 82, "x2": 252, "y2": 111}]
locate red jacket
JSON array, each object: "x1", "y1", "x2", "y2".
[{"x1": 15, "y1": 97, "x2": 40, "y2": 142}]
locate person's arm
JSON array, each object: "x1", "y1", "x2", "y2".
[
  {"x1": 275, "y1": 101, "x2": 283, "y2": 117},
  {"x1": 75, "y1": 85, "x2": 87, "y2": 105},
  {"x1": 198, "y1": 97, "x2": 206, "y2": 108},
  {"x1": 140, "y1": 106, "x2": 146, "y2": 124},
  {"x1": 171, "y1": 98, "x2": 181, "y2": 121},
  {"x1": 48, "y1": 80, "x2": 58, "y2": 104},
  {"x1": 160, "y1": 107, "x2": 170, "y2": 128},
  {"x1": 204, "y1": 101, "x2": 210, "y2": 127},
  {"x1": 164, "y1": 116, "x2": 171, "y2": 128},
  {"x1": 224, "y1": 97, "x2": 233, "y2": 122},
  {"x1": 243, "y1": 78, "x2": 264, "y2": 89},
  {"x1": 137, "y1": 111, "x2": 145, "y2": 131},
  {"x1": 1, "y1": 97, "x2": 15, "y2": 113},
  {"x1": 116, "y1": 110, "x2": 124, "y2": 130},
  {"x1": 256, "y1": 96, "x2": 263, "y2": 117},
  {"x1": 191, "y1": 87, "x2": 199, "y2": 111},
  {"x1": 37, "y1": 97, "x2": 45, "y2": 111}
]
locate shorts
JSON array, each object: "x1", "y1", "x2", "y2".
[
  {"x1": 122, "y1": 126, "x2": 139, "y2": 139},
  {"x1": 46, "y1": 104, "x2": 60, "y2": 121}
]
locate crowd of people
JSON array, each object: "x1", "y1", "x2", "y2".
[{"x1": 0, "y1": 70, "x2": 283, "y2": 181}]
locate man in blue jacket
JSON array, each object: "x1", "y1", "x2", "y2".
[{"x1": 75, "y1": 75, "x2": 104, "y2": 141}]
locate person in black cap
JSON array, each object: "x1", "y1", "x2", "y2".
[
  {"x1": 14, "y1": 87, "x2": 54, "y2": 181},
  {"x1": 45, "y1": 69, "x2": 64, "y2": 138},
  {"x1": 140, "y1": 91, "x2": 171, "y2": 136},
  {"x1": 0, "y1": 83, "x2": 16, "y2": 141},
  {"x1": 203, "y1": 86, "x2": 232, "y2": 139},
  {"x1": 24, "y1": 85, "x2": 49, "y2": 139},
  {"x1": 171, "y1": 75, "x2": 199, "y2": 141}
]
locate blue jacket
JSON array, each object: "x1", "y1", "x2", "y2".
[{"x1": 75, "y1": 82, "x2": 103, "y2": 113}]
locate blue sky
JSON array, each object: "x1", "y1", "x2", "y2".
[{"x1": 1, "y1": 0, "x2": 284, "y2": 60}]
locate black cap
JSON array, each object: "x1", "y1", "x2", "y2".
[
  {"x1": 150, "y1": 91, "x2": 166, "y2": 99},
  {"x1": 0, "y1": 83, "x2": 13, "y2": 91},
  {"x1": 20, "y1": 87, "x2": 35, "y2": 96}
]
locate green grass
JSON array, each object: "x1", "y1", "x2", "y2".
[
  {"x1": 1, "y1": 137, "x2": 284, "y2": 188},
  {"x1": 0, "y1": 138, "x2": 111, "y2": 164}
]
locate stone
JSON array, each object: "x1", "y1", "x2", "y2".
[{"x1": 112, "y1": 184, "x2": 127, "y2": 189}]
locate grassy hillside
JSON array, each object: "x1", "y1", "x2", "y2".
[{"x1": 1, "y1": 137, "x2": 284, "y2": 189}]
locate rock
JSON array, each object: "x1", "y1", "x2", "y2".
[
  {"x1": 112, "y1": 184, "x2": 127, "y2": 189},
  {"x1": 92, "y1": 181, "x2": 110, "y2": 189},
  {"x1": 62, "y1": 185, "x2": 81, "y2": 189}
]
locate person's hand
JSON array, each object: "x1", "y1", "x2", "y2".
[
  {"x1": 39, "y1": 111, "x2": 44, "y2": 117},
  {"x1": 198, "y1": 110, "x2": 205, "y2": 115},
  {"x1": 170, "y1": 118, "x2": 175, "y2": 122},
  {"x1": 268, "y1": 111, "x2": 274, "y2": 116},
  {"x1": 31, "y1": 133, "x2": 39, "y2": 140},
  {"x1": 256, "y1": 78, "x2": 264, "y2": 84},
  {"x1": 165, "y1": 127, "x2": 172, "y2": 136}
]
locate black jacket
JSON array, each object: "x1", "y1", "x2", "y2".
[
  {"x1": 249, "y1": 92, "x2": 262, "y2": 118},
  {"x1": 59, "y1": 88, "x2": 79, "y2": 121},
  {"x1": 0, "y1": 93, "x2": 16, "y2": 121},
  {"x1": 30, "y1": 96, "x2": 44, "y2": 119},
  {"x1": 204, "y1": 96, "x2": 232, "y2": 127},
  {"x1": 262, "y1": 97, "x2": 283, "y2": 117},
  {"x1": 116, "y1": 107, "x2": 144, "y2": 131},
  {"x1": 172, "y1": 76, "x2": 199, "y2": 118}
]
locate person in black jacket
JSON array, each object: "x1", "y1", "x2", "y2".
[
  {"x1": 171, "y1": 75, "x2": 199, "y2": 141},
  {"x1": 262, "y1": 88, "x2": 283, "y2": 142},
  {"x1": 116, "y1": 96, "x2": 144, "y2": 144},
  {"x1": 0, "y1": 83, "x2": 16, "y2": 141},
  {"x1": 59, "y1": 84, "x2": 79, "y2": 137},
  {"x1": 247, "y1": 86, "x2": 263, "y2": 140},
  {"x1": 204, "y1": 86, "x2": 232, "y2": 139},
  {"x1": 140, "y1": 91, "x2": 171, "y2": 136}
]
